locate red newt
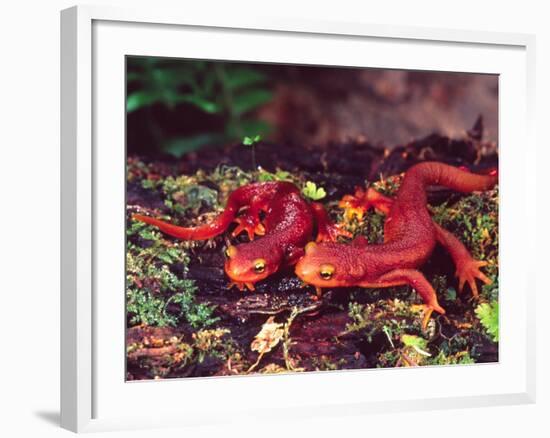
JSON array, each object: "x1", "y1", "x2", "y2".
[
  {"x1": 133, "y1": 181, "x2": 349, "y2": 291},
  {"x1": 294, "y1": 162, "x2": 497, "y2": 328}
]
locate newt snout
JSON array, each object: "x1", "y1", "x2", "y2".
[
  {"x1": 295, "y1": 241, "x2": 364, "y2": 289},
  {"x1": 224, "y1": 243, "x2": 283, "y2": 290}
]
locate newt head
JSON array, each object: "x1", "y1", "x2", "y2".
[
  {"x1": 295, "y1": 241, "x2": 366, "y2": 289},
  {"x1": 224, "y1": 242, "x2": 284, "y2": 290}
]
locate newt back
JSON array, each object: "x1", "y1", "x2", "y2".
[
  {"x1": 379, "y1": 162, "x2": 498, "y2": 271},
  {"x1": 295, "y1": 162, "x2": 497, "y2": 300}
]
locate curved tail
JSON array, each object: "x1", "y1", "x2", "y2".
[
  {"x1": 133, "y1": 204, "x2": 238, "y2": 240},
  {"x1": 399, "y1": 162, "x2": 498, "y2": 205},
  {"x1": 133, "y1": 184, "x2": 246, "y2": 240}
]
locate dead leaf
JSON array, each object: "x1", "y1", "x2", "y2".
[{"x1": 251, "y1": 316, "x2": 284, "y2": 354}]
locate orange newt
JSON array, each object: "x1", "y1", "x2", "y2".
[
  {"x1": 133, "y1": 181, "x2": 349, "y2": 291},
  {"x1": 294, "y1": 162, "x2": 497, "y2": 328}
]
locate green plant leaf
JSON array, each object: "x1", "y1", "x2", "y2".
[
  {"x1": 233, "y1": 89, "x2": 273, "y2": 115},
  {"x1": 177, "y1": 95, "x2": 221, "y2": 113},
  {"x1": 475, "y1": 301, "x2": 499, "y2": 342},
  {"x1": 163, "y1": 133, "x2": 226, "y2": 158},
  {"x1": 225, "y1": 67, "x2": 267, "y2": 90},
  {"x1": 302, "y1": 181, "x2": 327, "y2": 201},
  {"x1": 152, "y1": 67, "x2": 197, "y2": 88},
  {"x1": 127, "y1": 90, "x2": 160, "y2": 112}
]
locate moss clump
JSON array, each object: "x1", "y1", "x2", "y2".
[
  {"x1": 127, "y1": 327, "x2": 244, "y2": 379},
  {"x1": 126, "y1": 216, "x2": 218, "y2": 329}
]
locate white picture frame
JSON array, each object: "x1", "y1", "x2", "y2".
[{"x1": 60, "y1": 4, "x2": 536, "y2": 433}]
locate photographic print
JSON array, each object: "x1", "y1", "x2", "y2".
[{"x1": 125, "y1": 57, "x2": 499, "y2": 380}]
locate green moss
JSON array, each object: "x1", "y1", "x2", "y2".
[
  {"x1": 401, "y1": 334, "x2": 429, "y2": 350},
  {"x1": 192, "y1": 328, "x2": 236, "y2": 363},
  {"x1": 311, "y1": 356, "x2": 348, "y2": 371},
  {"x1": 431, "y1": 189, "x2": 498, "y2": 259},
  {"x1": 372, "y1": 175, "x2": 402, "y2": 197},
  {"x1": 344, "y1": 300, "x2": 426, "y2": 343},
  {"x1": 341, "y1": 209, "x2": 386, "y2": 243},
  {"x1": 126, "y1": 218, "x2": 218, "y2": 329},
  {"x1": 126, "y1": 288, "x2": 177, "y2": 327},
  {"x1": 161, "y1": 178, "x2": 219, "y2": 216},
  {"x1": 257, "y1": 169, "x2": 293, "y2": 182},
  {"x1": 427, "y1": 350, "x2": 475, "y2": 366}
]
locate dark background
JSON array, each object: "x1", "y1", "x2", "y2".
[{"x1": 127, "y1": 57, "x2": 498, "y2": 158}]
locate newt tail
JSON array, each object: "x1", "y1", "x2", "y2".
[{"x1": 132, "y1": 210, "x2": 236, "y2": 240}]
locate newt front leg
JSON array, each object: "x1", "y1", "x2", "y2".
[
  {"x1": 339, "y1": 186, "x2": 394, "y2": 219},
  {"x1": 373, "y1": 269, "x2": 446, "y2": 330}
]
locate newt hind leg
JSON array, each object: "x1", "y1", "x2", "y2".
[
  {"x1": 232, "y1": 210, "x2": 265, "y2": 240},
  {"x1": 456, "y1": 260, "x2": 491, "y2": 298},
  {"x1": 339, "y1": 186, "x2": 394, "y2": 220},
  {"x1": 310, "y1": 202, "x2": 352, "y2": 242},
  {"x1": 433, "y1": 224, "x2": 492, "y2": 298}
]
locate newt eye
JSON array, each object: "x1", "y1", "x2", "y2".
[
  {"x1": 253, "y1": 258, "x2": 266, "y2": 274},
  {"x1": 319, "y1": 264, "x2": 335, "y2": 280}
]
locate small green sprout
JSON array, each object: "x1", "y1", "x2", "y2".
[
  {"x1": 242, "y1": 135, "x2": 262, "y2": 171},
  {"x1": 302, "y1": 181, "x2": 326, "y2": 201},
  {"x1": 475, "y1": 301, "x2": 499, "y2": 342},
  {"x1": 243, "y1": 135, "x2": 262, "y2": 146}
]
